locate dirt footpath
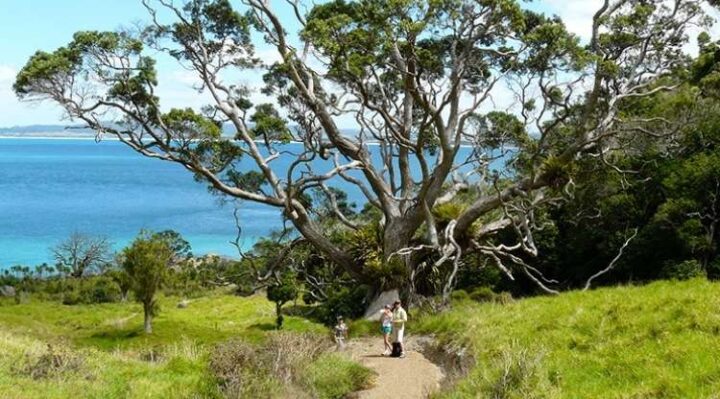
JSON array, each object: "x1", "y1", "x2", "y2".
[{"x1": 344, "y1": 336, "x2": 444, "y2": 399}]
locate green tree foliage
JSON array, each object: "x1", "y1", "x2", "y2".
[
  {"x1": 513, "y1": 38, "x2": 720, "y2": 290},
  {"x1": 12, "y1": 0, "x2": 714, "y2": 299},
  {"x1": 266, "y1": 272, "x2": 299, "y2": 329},
  {"x1": 122, "y1": 232, "x2": 173, "y2": 334}
]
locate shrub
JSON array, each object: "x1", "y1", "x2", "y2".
[
  {"x1": 468, "y1": 287, "x2": 514, "y2": 305},
  {"x1": 484, "y1": 347, "x2": 557, "y2": 398},
  {"x1": 61, "y1": 290, "x2": 82, "y2": 306},
  {"x1": 469, "y1": 287, "x2": 495, "y2": 302},
  {"x1": 265, "y1": 333, "x2": 327, "y2": 383},
  {"x1": 495, "y1": 292, "x2": 514, "y2": 305},
  {"x1": 209, "y1": 339, "x2": 280, "y2": 398},
  {"x1": 300, "y1": 353, "x2": 375, "y2": 399},
  {"x1": 13, "y1": 344, "x2": 84, "y2": 380},
  {"x1": 456, "y1": 260, "x2": 504, "y2": 291},
  {"x1": 80, "y1": 276, "x2": 121, "y2": 303},
  {"x1": 122, "y1": 232, "x2": 173, "y2": 334},
  {"x1": 267, "y1": 273, "x2": 299, "y2": 329},
  {"x1": 451, "y1": 289, "x2": 470, "y2": 302},
  {"x1": 660, "y1": 259, "x2": 705, "y2": 281},
  {"x1": 707, "y1": 257, "x2": 720, "y2": 280},
  {"x1": 317, "y1": 284, "x2": 369, "y2": 325},
  {"x1": 60, "y1": 276, "x2": 121, "y2": 305},
  {"x1": 209, "y1": 333, "x2": 329, "y2": 398}
]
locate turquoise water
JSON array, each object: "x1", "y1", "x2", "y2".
[
  {"x1": 0, "y1": 138, "x2": 284, "y2": 268},
  {"x1": 0, "y1": 138, "x2": 488, "y2": 269}
]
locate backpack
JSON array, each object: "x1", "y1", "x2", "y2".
[{"x1": 390, "y1": 342, "x2": 402, "y2": 357}]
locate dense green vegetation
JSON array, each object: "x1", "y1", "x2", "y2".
[
  {"x1": 419, "y1": 279, "x2": 720, "y2": 398},
  {"x1": 6, "y1": 0, "x2": 720, "y2": 397}
]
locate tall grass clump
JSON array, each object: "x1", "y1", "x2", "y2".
[
  {"x1": 209, "y1": 332, "x2": 372, "y2": 398},
  {"x1": 301, "y1": 353, "x2": 375, "y2": 398}
]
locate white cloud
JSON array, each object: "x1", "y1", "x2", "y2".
[
  {"x1": 543, "y1": 0, "x2": 604, "y2": 41},
  {"x1": 543, "y1": 0, "x2": 720, "y2": 55},
  {"x1": 0, "y1": 65, "x2": 15, "y2": 82}
]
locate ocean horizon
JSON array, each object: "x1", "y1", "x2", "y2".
[
  {"x1": 0, "y1": 138, "x2": 284, "y2": 269},
  {"x1": 0, "y1": 136, "x2": 486, "y2": 270}
]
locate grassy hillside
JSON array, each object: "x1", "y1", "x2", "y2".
[
  {"x1": 418, "y1": 279, "x2": 720, "y2": 398},
  {"x1": 0, "y1": 291, "x2": 324, "y2": 350},
  {"x1": 0, "y1": 291, "x2": 369, "y2": 398},
  {"x1": 4, "y1": 280, "x2": 720, "y2": 398}
]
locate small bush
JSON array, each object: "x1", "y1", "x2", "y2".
[
  {"x1": 707, "y1": 258, "x2": 720, "y2": 280},
  {"x1": 483, "y1": 346, "x2": 557, "y2": 399},
  {"x1": 469, "y1": 287, "x2": 495, "y2": 302},
  {"x1": 14, "y1": 344, "x2": 84, "y2": 380},
  {"x1": 209, "y1": 333, "x2": 335, "y2": 398},
  {"x1": 456, "y1": 264, "x2": 503, "y2": 292},
  {"x1": 451, "y1": 289, "x2": 470, "y2": 302},
  {"x1": 660, "y1": 259, "x2": 705, "y2": 281},
  {"x1": 264, "y1": 332, "x2": 327, "y2": 383},
  {"x1": 300, "y1": 353, "x2": 374, "y2": 399},
  {"x1": 81, "y1": 276, "x2": 121, "y2": 303},
  {"x1": 209, "y1": 339, "x2": 280, "y2": 398},
  {"x1": 495, "y1": 292, "x2": 514, "y2": 305},
  {"x1": 61, "y1": 290, "x2": 82, "y2": 305},
  {"x1": 61, "y1": 276, "x2": 121, "y2": 305},
  {"x1": 317, "y1": 285, "x2": 369, "y2": 325}
]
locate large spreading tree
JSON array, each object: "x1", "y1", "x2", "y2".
[{"x1": 14, "y1": 0, "x2": 713, "y2": 296}]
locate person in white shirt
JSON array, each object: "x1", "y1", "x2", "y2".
[{"x1": 392, "y1": 300, "x2": 408, "y2": 358}]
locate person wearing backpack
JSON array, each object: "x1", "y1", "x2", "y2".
[{"x1": 391, "y1": 300, "x2": 408, "y2": 358}]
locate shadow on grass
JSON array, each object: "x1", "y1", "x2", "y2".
[
  {"x1": 284, "y1": 304, "x2": 327, "y2": 324},
  {"x1": 247, "y1": 322, "x2": 277, "y2": 332}
]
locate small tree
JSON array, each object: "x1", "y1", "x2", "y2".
[
  {"x1": 52, "y1": 233, "x2": 112, "y2": 278},
  {"x1": 107, "y1": 263, "x2": 132, "y2": 302},
  {"x1": 122, "y1": 233, "x2": 172, "y2": 334},
  {"x1": 266, "y1": 273, "x2": 298, "y2": 329},
  {"x1": 152, "y1": 230, "x2": 193, "y2": 266}
]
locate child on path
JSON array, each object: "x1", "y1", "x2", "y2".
[{"x1": 334, "y1": 316, "x2": 348, "y2": 350}]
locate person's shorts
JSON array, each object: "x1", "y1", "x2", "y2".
[{"x1": 381, "y1": 325, "x2": 392, "y2": 335}]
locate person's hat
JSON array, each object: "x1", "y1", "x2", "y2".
[{"x1": 384, "y1": 304, "x2": 392, "y2": 309}]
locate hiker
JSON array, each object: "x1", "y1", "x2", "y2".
[
  {"x1": 334, "y1": 316, "x2": 348, "y2": 350},
  {"x1": 380, "y1": 304, "x2": 393, "y2": 356},
  {"x1": 392, "y1": 300, "x2": 408, "y2": 358}
]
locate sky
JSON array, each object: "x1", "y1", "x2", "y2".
[{"x1": 0, "y1": 0, "x2": 716, "y2": 127}]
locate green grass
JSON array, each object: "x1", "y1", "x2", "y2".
[
  {"x1": 300, "y1": 353, "x2": 375, "y2": 398},
  {"x1": 417, "y1": 278, "x2": 720, "y2": 398},
  {"x1": 7, "y1": 279, "x2": 720, "y2": 398},
  {"x1": 0, "y1": 291, "x2": 325, "y2": 350},
  {"x1": 0, "y1": 291, "x2": 337, "y2": 398},
  {"x1": 0, "y1": 329, "x2": 218, "y2": 398}
]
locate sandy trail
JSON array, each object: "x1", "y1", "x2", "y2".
[{"x1": 344, "y1": 336, "x2": 444, "y2": 399}]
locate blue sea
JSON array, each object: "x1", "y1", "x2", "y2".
[
  {"x1": 0, "y1": 137, "x2": 490, "y2": 269},
  {"x1": 0, "y1": 138, "x2": 287, "y2": 268}
]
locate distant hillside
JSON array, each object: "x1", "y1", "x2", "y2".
[
  {"x1": 0, "y1": 123, "x2": 363, "y2": 139},
  {"x1": 0, "y1": 124, "x2": 95, "y2": 137}
]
